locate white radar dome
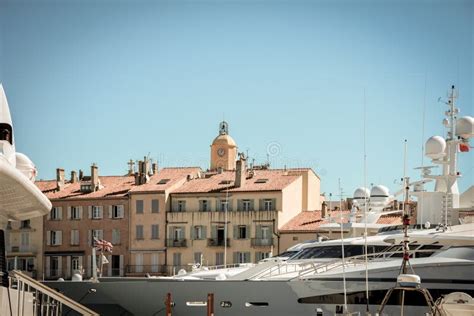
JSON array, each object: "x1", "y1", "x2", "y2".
[
  {"x1": 455, "y1": 116, "x2": 474, "y2": 139},
  {"x1": 370, "y1": 185, "x2": 390, "y2": 198},
  {"x1": 15, "y1": 152, "x2": 36, "y2": 182},
  {"x1": 425, "y1": 136, "x2": 446, "y2": 159},
  {"x1": 353, "y1": 187, "x2": 370, "y2": 200}
]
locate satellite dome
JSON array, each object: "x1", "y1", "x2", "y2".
[
  {"x1": 353, "y1": 187, "x2": 369, "y2": 200},
  {"x1": 370, "y1": 185, "x2": 390, "y2": 198},
  {"x1": 15, "y1": 152, "x2": 36, "y2": 181},
  {"x1": 425, "y1": 136, "x2": 446, "y2": 159},
  {"x1": 455, "y1": 116, "x2": 474, "y2": 139},
  {"x1": 71, "y1": 273, "x2": 83, "y2": 281}
]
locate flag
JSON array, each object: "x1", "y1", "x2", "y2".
[
  {"x1": 94, "y1": 238, "x2": 113, "y2": 253},
  {"x1": 459, "y1": 143, "x2": 470, "y2": 152}
]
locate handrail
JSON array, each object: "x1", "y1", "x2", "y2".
[{"x1": 10, "y1": 270, "x2": 99, "y2": 315}]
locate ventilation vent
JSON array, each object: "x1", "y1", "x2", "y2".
[
  {"x1": 157, "y1": 179, "x2": 170, "y2": 185},
  {"x1": 255, "y1": 179, "x2": 268, "y2": 184},
  {"x1": 219, "y1": 180, "x2": 232, "y2": 185}
]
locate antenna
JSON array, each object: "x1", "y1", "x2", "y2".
[{"x1": 338, "y1": 178, "x2": 348, "y2": 314}]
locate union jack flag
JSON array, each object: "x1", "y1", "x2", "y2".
[{"x1": 94, "y1": 237, "x2": 113, "y2": 253}]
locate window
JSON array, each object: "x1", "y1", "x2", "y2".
[
  {"x1": 71, "y1": 206, "x2": 81, "y2": 220},
  {"x1": 50, "y1": 207, "x2": 62, "y2": 220},
  {"x1": 136, "y1": 225, "x2": 144, "y2": 240},
  {"x1": 151, "y1": 200, "x2": 159, "y2": 213},
  {"x1": 70, "y1": 230, "x2": 80, "y2": 245},
  {"x1": 112, "y1": 205, "x2": 124, "y2": 218},
  {"x1": 235, "y1": 252, "x2": 251, "y2": 264},
  {"x1": 92, "y1": 229, "x2": 103, "y2": 244},
  {"x1": 264, "y1": 200, "x2": 273, "y2": 211},
  {"x1": 71, "y1": 256, "x2": 80, "y2": 271},
  {"x1": 136, "y1": 200, "x2": 144, "y2": 214},
  {"x1": 50, "y1": 231, "x2": 62, "y2": 246},
  {"x1": 173, "y1": 253, "x2": 182, "y2": 266},
  {"x1": 20, "y1": 220, "x2": 31, "y2": 229},
  {"x1": 20, "y1": 232, "x2": 29, "y2": 248},
  {"x1": 151, "y1": 225, "x2": 159, "y2": 239},
  {"x1": 194, "y1": 226, "x2": 203, "y2": 240},
  {"x1": 215, "y1": 252, "x2": 224, "y2": 266},
  {"x1": 199, "y1": 200, "x2": 209, "y2": 212},
  {"x1": 256, "y1": 252, "x2": 271, "y2": 262},
  {"x1": 92, "y1": 206, "x2": 102, "y2": 219},
  {"x1": 173, "y1": 227, "x2": 183, "y2": 241},
  {"x1": 261, "y1": 226, "x2": 270, "y2": 239},
  {"x1": 50, "y1": 256, "x2": 59, "y2": 277},
  {"x1": 112, "y1": 229, "x2": 121, "y2": 245},
  {"x1": 242, "y1": 200, "x2": 251, "y2": 211},
  {"x1": 220, "y1": 200, "x2": 229, "y2": 212},
  {"x1": 194, "y1": 252, "x2": 202, "y2": 265},
  {"x1": 177, "y1": 200, "x2": 186, "y2": 212},
  {"x1": 238, "y1": 226, "x2": 247, "y2": 239}
]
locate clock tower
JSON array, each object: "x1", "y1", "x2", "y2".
[{"x1": 210, "y1": 121, "x2": 237, "y2": 171}]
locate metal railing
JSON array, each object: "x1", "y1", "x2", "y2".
[
  {"x1": 7, "y1": 270, "x2": 98, "y2": 315},
  {"x1": 166, "y1": 238, "x2": 187, "y2": 247},
  {"x1": 250, "y1": 248, "x2": 440, "y2": 280},
  {"x1": 207, "y1": 238, "x2": 231, "y2": 247},
  {"x1": 251, "y1": 238, "x2": 274, "y2": 247}
]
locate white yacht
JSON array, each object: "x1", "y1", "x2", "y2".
[{"x1": 44, "y1": 86, "x2": 473, "y2": 315}]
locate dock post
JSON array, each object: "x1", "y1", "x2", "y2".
[
  {"x1": 207, "y1": 293, "x2": 214, "y2": 316},
  {"x1": 165, "y1": 292, "x2": 172, "y2": 316}
]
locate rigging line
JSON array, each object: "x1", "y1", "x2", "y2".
[
  {"x1": 363, "y1": 88, "x2": 370, "y2": 313},
  {"x1": 420, "y1": 74, "x2": 427, "y2": 224},
  {"x1": 338, "y1": 178, "x2": 348, "y2": 313}
]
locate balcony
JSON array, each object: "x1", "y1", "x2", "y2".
[
  {"x1": 207, "y1": 238, "x2": 231, "y2": 247},
  {"x1": 166, "y1": 239, "x2": 187, "y2": 248},
  {"x1": 251, "y1": 238, "x2": 274, "y2": 247},
  {"x1": 8, "y1": 245, "x2": 37, "y2": 254}
]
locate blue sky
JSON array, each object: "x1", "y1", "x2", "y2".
[{"x1": 0, "y1": 0, "x2": 472, "y2": 198}]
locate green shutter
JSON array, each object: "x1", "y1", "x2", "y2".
[
  {"x1": 233, "y1": 252, "x2": 239, "y2": 264},
  {"x1": 259, "y1": 199, "x2": 264, "y2": 211},
  {"x1": 245, "y1": 252, "x2": 251, "y2": 263},
  {"x1": 233, "y1": 225, "x2": 238, "y2": 239},
  {"x1": 191, "y1": 226, "x2": 195, "y2": 240},
  {"x1": 250, "y1": 199, "x2": 255, "y2": 211},
  {"x1": 237, "y1": 199, "x2": 243, "y2": 211},
  {"x1": 211, "y1": 226, "x2": 217, "y2": 238},
  {"x1": 271, "y1": 198, "x2": 277, "y2": 210},
  {"x1": 246, "y1": 225, "x2": 250, "y2": 239},
  {"x1": 202, "y1": 226, "x2": 207, "y2": 239},
  {"x1": 228, "y1": 199, "x2": 233, "y2": 212},
  {"x1": 255, "y1": 225, "x2": 262, "y2": 238}
]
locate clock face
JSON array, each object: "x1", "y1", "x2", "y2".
[{"x1": 217, "y1": 148, "x2": 225, "y2": 157}]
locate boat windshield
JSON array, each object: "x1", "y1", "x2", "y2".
[{"x1": 289, "y1": 245, "x2": 388, "y2": 260}]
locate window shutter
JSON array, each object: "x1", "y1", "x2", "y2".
[
  {"x1": 202, "y1": 226, "x2": 207, "y2": 239},
  {"x1": 272, "y1": 198, "x2": 277, "y2": 210},
  {"x1": 99, "y1": 230, "x2": 104, "y2": 240},
  {"x1": 66, "y1": 256, "x2": 71, "y2": 279},
  {"x1": 58, "y1": 207, "x2": 63, "y2": 220},
  {"x1": 88, "y1": 206, "x2": 92, "y2": 219},
  {"x1": 119, "y1": 255, "x2": 124, "y2": 276},
  {"x1": 233, "y1": 225, "x2": 238, "y2": 239},
  {"x1": 245, "y1": 225, "x2": 250, "y2": 239},
  {"x1": 191, "y1": 226, "x2": 195, "y2": 240},
  {"x1": 237, "y1": 199, "x2": 243, "y2": 211},
  {"x1": 228, "y1": 199, "x2": 233, "y2": 212},
  {"x1": 249, "y1": 199, "x2": 255, "y2": 211},
  {"x1": 78, "y1": 256, "x2": 83, "y2": 273},
  {"x1": 256, "y1": 252, "x2": 261, "y2": 262},
  {"x1": 182, "y1": 201, "x2": 186, "y2": 211},
  {"x1": 245, "y1": 252, "x2": 251, "y2": 263},
  {"x1": 67, "y1": 207, "x2": 71, "y2": 220},
  {"x1": 99, "y1": 206, "x2": 103, "y2": 218},
  {"x1": 57, "y1": 231, "x2": 62, "y2": 245},
  {"x1": 233, "y1": 252, "x2": 238, "y2": 264},
  {"x1": 87, "y1": 230, "x2": 91, "y2": 246},
  {"x1": 118, "y1": 205, "x2": 124, "y2": 218},
  {"x1": 86, "y1": 255, "x2": 91, "y2": 277},
  {"x1": 180, "y1": 227, "x2": 185, "y2": 239},
  {"x1": 255, "y1": 225, "x2": 262, "y2": 238},
  {"x1": 57, "y1": 257, "x2": 63, "y2": 277},
  {"x1": 199, "y1": 200, "x2": 203, "y2": 211},
  {"x1": 79, "y1": 206, "x2": 83, "y2": 219},
  {"x1": 46, "y1": 231, "x2": 51, "y2": 246},
  {"x1": 211, "y1": 226, "x2": 217, "y2": 238},
  {"x1": 108, "y1": 205, "x2": 112, "y2": 218},
  {"x1": 107, "y1": 255, "x2": 112, "y2": 276},
  {"x1": 70, "y1": 231, "x2": 74, "y2": 245},
  {"x1": 46, "y1": 257, "x2": 51, "y2": 278},
  {"x1": 259, "y1": 199, "x2": 264, "y2": 211}
]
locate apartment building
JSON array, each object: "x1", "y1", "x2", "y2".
[
  {"x1": 37, "y1": 165, "x2": 133, "y2": 280},
  {"x1": 5, "y1": 216, "x2": 44, "y2": 279},
  {"x1": 128, "y1": 163, "x2": 200, "y2": 276}
]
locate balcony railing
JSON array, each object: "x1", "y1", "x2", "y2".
[
  {"x1": 207, "y1": 238, "x2": 231, "y2": 247},
  {"x1": 251, "y1": 238, "x2": 274, "y2": 247},
  {"x1": 166, "y1": 239, "x2": 187, "y2": 247}
]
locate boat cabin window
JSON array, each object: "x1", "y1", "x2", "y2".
[{"x1": 0, "y1": 124, "x2": 13, "y2": 145}]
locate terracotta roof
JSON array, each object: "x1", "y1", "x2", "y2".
[
  {"x1": 172, "y1": 169, "x2": 302, "y2": 194},
  {"x1": 35, "y1": 167, "x2": 201, "y2": 199},
  {"x1": 279, "y1": 210, "x2": 350, "y2": 232},
  {"x1": 129, "y1": 167, "x2": 201, "y2": 193},
  {"x1": 376, "y1": 214, "x2": 403, "y2": 225},
  {"x1": 36, "y1": 176, "x2": 135, "y2": 200}
]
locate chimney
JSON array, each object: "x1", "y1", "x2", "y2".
[
  {"x1": 70, "y1": 170, "x2": 78, "y2": 183},
  {"x1": 235, "y1": 153, "x2": 247, "y2": 188},
  {"x1": 56, "y1": 168, "x2": 65, "y2": 191},
  {"x1": 79, "y1": 169, "x2": 83, "y2": 180},
  {"x1": 321, "y1": 201, "x2": 327, "y2": 218},
  {"x1": 91, "y1": 163, "x2": 99, "y2": 192},
  {"x1": 143, "y1": 156, "x2": 150, "y2": 176},
  {"x1": 152, "y1": 162, "x2": 158, "y2": 175}
]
